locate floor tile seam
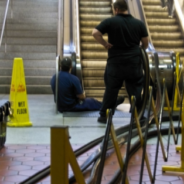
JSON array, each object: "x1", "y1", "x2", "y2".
[
  {"x1": 7, "y1": 126, "x2": 108, "y2": 128},
  {"x1": 30, "y1": 125, "x2": 107, "y2": 128}
]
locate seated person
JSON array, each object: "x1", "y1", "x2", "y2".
[{"x1": 50, "y1": 57, "x2": 124, "y2": 113}]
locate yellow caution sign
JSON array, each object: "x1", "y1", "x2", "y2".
[{"x1": 8, "y1": 58, "x2": 32, "y2": 127}]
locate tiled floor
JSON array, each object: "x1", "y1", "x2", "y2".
[
  {"x1": 0, "y1": 144, "x2": 184, "y2": 184},
  {"x1": 0, "y1": 94, "x2": 183, "y2": 184}
]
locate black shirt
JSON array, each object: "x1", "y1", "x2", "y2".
[{"x1": 96, "y1": 14, "x2": 148, "y2": 63}]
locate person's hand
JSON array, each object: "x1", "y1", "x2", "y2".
[{"x1": 104, "y1": 42, "x2": 113, "y2": 49}]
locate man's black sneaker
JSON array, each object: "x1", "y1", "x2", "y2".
[
  {"x1": 97, "y1": 116, "x2": 107, "y2": 124},
  {"x1": 115, "y1": 96, "x2": 125, "y2": 107}
]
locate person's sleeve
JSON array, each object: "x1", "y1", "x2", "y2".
[
  {"x1": 73, "y1": 77, "x2": 83, "y2": 95},
  {"x1": 95, "y1": 18, "x2": 110, "y2": 35},
  {"x1": 140, "y1": 22, "x2": 148, "y2": 37}
]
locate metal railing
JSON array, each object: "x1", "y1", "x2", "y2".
[
  {"x1": 138, "y1": 0, "x2": 155, "y2": 51},
  {"x1": 55, "y1": 0, "x2": 64, "y2": 113},
  {"x1": 71, "y1": 0, "x2": 81, "y2": 58},
  {"x1": 57, "y1": 0, "x2": 64, "y2": 57},
  {"x1": 0, "y1": 0, "x2": 10, "y2": 51}
]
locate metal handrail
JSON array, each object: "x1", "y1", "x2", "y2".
[
  {"x1": 0, "y1": 0, "x2": 10, "y2": 48},
  {"x1": 55, "y1": 0, "x2": 64, "y2": 114},
  {"x1": 139, "y1": 0, "x2": 155, "y2": 51},
  {"x1": 57, "y1": 0, "x2": 64, "y2": 57},
  {"x1": 72, "y1": 0, "x2": 84, "y2": 90},
  {"x1": 55, "y1": 56, "x2": 60, "y2": 113},
  {"x1": 72, "y1": 0, "x2": 81, "y2": 58}
]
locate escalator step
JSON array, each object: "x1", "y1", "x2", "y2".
[
  {"x1": 83, "y1": 79, "x2": 105, "y2": 87},
  {"x1": 80, "y1": 14, "x2": 112, "y2": 20},
  {"x1": 83, "y1": 69, "x2": 104, "y2": 77},
  {"x1": 81, "y1": 35, "x2": 108, "y2": 42},
  {"x1": 147, "y1": 18, "x2": 177, "y2": 25},
  {"x1": 149, "y1": 25, "x2": 180, "y2": 32},
  {"x1": 145, "y1": 12, "x2": 169, "y2": 18},
  {"x1": 81, "y1": 43, "x2": 105, "y2": 50},
  {"x1": 81, "y1": 28, "x2": 95, "y2": 34},
  {"x1": 143, "y1": 5, "x2": 167, "y2": 12},
  {"x1": 80, "y1": 21, "x2": 101, "y2": 27},
  {"x1": 153, "y1": 40, "x2": 184, "y2": 47},
  {"x1": 82, "y1": 51, "x2": 107, "y2": 59},
  {"x1": 151, "y1": 33, "x2": 183, "y2": 40},
  {"x1": 80, "y1": 1, "x2": 111, "y2": 7},
  {"x1": 80, "y1": 7, "x2": 112, "y2": 14},
  {"x1": 142, "y1": 0, "x2": 161, "y2": 6},
  {"x1": 82, "y1": 60, "x2": 106, "y2": 68}
]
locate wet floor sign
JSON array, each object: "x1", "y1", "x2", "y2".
[{"x1": 8, "y1": 58, "x2": 32, "y2": 127}]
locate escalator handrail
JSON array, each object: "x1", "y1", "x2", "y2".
[
  {"x1": 139, "y1": 48, "x2": 150, "y2": 119},
  {"x1": 138, "y1": 0, "x2": 155, "y2": 51},
  {"x1": 0, "y1": 0, "x2": 10, "y2": 48},
  {"x1": 57, "y1": 0, "x2": 64, "y2": 57},
  {"x1": 55, "y1": 56, "x2": 60, "y2": 113},
  {"x1": 71, "y1": 0, "x2": 84, "y2": 90}
]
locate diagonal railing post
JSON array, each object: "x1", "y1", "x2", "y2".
[
  {"x1": 121, "y1": 96, "x2": 136, "y2": 184},
  {"x1": 96, "y1": 109, "x2": 113, "y2": 184},
  {"x1": 152, "y1": 82, "x2": 167, "y2": 182},
  {"x1": 134, "y1": 107, "x2": 153, "y2": 183},
  {"x1": 139, "y1": 87, "x2": 153, "y2": 184}
]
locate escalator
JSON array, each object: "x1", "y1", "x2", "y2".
[
  {"x1": 79, "y1": 0, "x2": 127, "y2": 101},
  {"x1": 142, "y1": 0, "x2": 184, "y2": 62}
]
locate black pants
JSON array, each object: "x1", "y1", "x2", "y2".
[{"x1": 100, "y1": 61, "x2": 144, "y2": 117}]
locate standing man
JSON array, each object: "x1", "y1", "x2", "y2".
[{"x1": 92, "y1": 0, "x2": 149, "y2": 123}]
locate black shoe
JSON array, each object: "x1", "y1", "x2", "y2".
[
  {"x1": 97, "y1": 116, "x2": 107, "y2": 124},
  {"x1": 115, "y1": 96, "x2": 125, "y2": 107}
]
